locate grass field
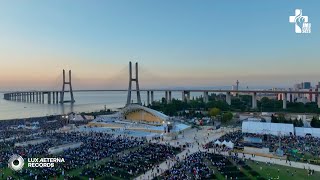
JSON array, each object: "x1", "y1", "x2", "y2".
[{"x1": 246, "y1": 160, "x2": 318, "y2": 180}]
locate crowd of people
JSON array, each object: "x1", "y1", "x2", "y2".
[
  {"x1": 205, "y1": 130, "x2": 320, "y2": 161},
  {"x1": 0, "y1": 116, "x2": 65, "y2": 140},
  {"x1": 0, "y1": 129, "x2": 182, "y2": 179},
  {"x1": 80, "y1": 143, "x2": 180, "y2": 179},
  {"x1": 0, "y1": 115, "x2": 92, "y2": 140},
  {"x1": 160, "y1": 152, "x2": 213, "y2": 180},
  {"x1": 158, "y1": 152, "x2": 252, "y2": 180}
]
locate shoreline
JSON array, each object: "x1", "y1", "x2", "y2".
[{"x1": 0, "y1": 114, "x2": 62, "y2": 122}]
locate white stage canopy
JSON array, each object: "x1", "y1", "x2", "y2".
[{"x1": 242, "y1": 121, "x2": 294, "y2": 136}]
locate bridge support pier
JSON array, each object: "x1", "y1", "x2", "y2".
[
  {"x1": 151, "y1": 91, "x2": 154, "y2": 105},
  {"x1": 252, "y1": 92, "x2": 257, "y2": 109},
  {"x1": 147, "y1": 91, "x2": 150, "y2": 106},
  {"x1": 283, "y1": 93, "x2": 287, "y2": 109},
  {"x1": 56, "y1": 92, "x2": 59, "y2": 103},
  {"x1": 203, "y1": 91, "x2": 209, "y2": 103},
  {"x1": 42, "y1": 92, "x2": 44, "y2": 103},
  {"x1": 48, "y1": 92, "x2": 51, "y2": 104},
  {"x1": 226, "y1": 92, "x2": 231, "y2": 105},
  {"x1": 317, "y1": 93, "x2": 320, "y2": 108},
  {"x1": 165, "y1": 91, "x2": 168, "y2": 103},
  {"x1": 182, "y1": 91, "x2": 190, "y2": 102},
  {"x1": 165, "y1": 91, "x2": 172, "y2": 104},
  {"x1": 53, "y1": 92, "x2": 55, "y2": 104}
]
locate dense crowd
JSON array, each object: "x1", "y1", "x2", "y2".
[
  {"x1": 0, "y1": 115, "x2": 91, "y2": 140},
  {"x1": 0, "y1": 129, "x2": 181, "y2": 179},
  {"x1": 0, "y1": 116, "x2": 63, "y2": 140},
  {"x1": 160, "y1": 152, "x2": 213, "y2": 180},
  {"x1": 81, "y1": 143, "x2": 180, "y2": 179},
  {"x1": 158, "y1": 152, "x2": 250, "y2": 180},
  {"x1": 205, "y1": 130, "x2": 320, "y2": 159}
]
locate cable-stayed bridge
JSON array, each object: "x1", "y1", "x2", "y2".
[{"x1": 3, "y1": 62, "x2": 320, "y2": 109}]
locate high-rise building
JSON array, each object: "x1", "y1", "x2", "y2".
[{"x1": 303, "y1": 82, "x2": 311, "y2": 89}]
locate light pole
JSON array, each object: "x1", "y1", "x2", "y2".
[{"x1": 62, "y1": 114, "x2": 69, "y2": 125}]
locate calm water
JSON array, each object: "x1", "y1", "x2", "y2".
[{"x1": 0, "y1": 91, "x2": 203, "y2": 120}]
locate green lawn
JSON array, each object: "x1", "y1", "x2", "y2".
[
  {"x1": 247, "y1": 160, "x2": 319, "y2": 180},
  {"x1": 287, "y1": 152, "x2": 320, "y2": 166}
]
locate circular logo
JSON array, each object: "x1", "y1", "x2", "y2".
[{"x1": 8, "y1": 154, "x2": 24, "y2": 171}]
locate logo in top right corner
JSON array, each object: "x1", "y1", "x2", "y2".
[{"x1": 289, "y1": 9, "x2": 311, "y2": 33}]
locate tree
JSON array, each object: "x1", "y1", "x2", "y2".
[
  {"x1": 310, "y1": 116, "x2": 320, "y2": 128},
  {"x1": 278, "y1": 114, "x2": 286, "y2": 123},
  {"x1": 209, "y1": 108, "x2": 221, "y2": 117},
  {"x1": 299, "y1": 119, "x2": 304, "y2": 127},
  {"x1": 222, "y1": 112, "x2": 233, "y2": 123},
  {"x1": 271, "y1": 114, "x2": 278, "y2": 123}
]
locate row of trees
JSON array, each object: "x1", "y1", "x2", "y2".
[
  {"x1": 150, "y1": 95, "x2": 320, "y2": 115},
  {"x1": 149, "y1": 94, "x2": 320, "y2": 126},
  {"x1": 271, "y1": 114, "x2": 304, "y2": 127},
  {"x1": 209, "y1": 108, "x2": 233, "y2": 123}
]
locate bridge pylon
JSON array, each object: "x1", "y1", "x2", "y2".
[
  {"x1": 60, "y1": 69, "x2": 75, "y2": 104},
  {"x1": 126, "y1": 61, "x2": 142, "y2": 105}
]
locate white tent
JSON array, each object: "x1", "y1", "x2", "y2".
[
  {"x1": 214, "y1": 140, "x2": 221, "y2": 146},
  {"x1": 242, "y1": 121, "x2": 294, "y2": 136},
  {"x1": 226, "y1": 141, "x2": 234, "y2": 149},
  {"x1": 222, "y1": 140, "x2": 228, "y2": 146}
]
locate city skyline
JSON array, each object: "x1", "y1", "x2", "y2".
[{"x1": 0, "y1": 0, "x2": 319, "y2": 90}]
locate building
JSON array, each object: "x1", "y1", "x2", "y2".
[{"x1": 303, "y1": 82, "x2": 311, "y2": 89}]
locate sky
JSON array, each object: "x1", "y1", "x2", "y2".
[{"x1": 0, "y1": 0, "x2": 319, "y2": 90}]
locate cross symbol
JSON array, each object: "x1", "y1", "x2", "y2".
[{"x1": 289, "y1": 9, "x2": 309, "y2": 33}]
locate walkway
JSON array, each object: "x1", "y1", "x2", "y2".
[{"x1": 135, "y1": 127, "x2": 230, "y2": 180}]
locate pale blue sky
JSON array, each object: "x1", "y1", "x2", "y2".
[{"x1": 0, "y1": 0, "x2": 319, "y2": 90}]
